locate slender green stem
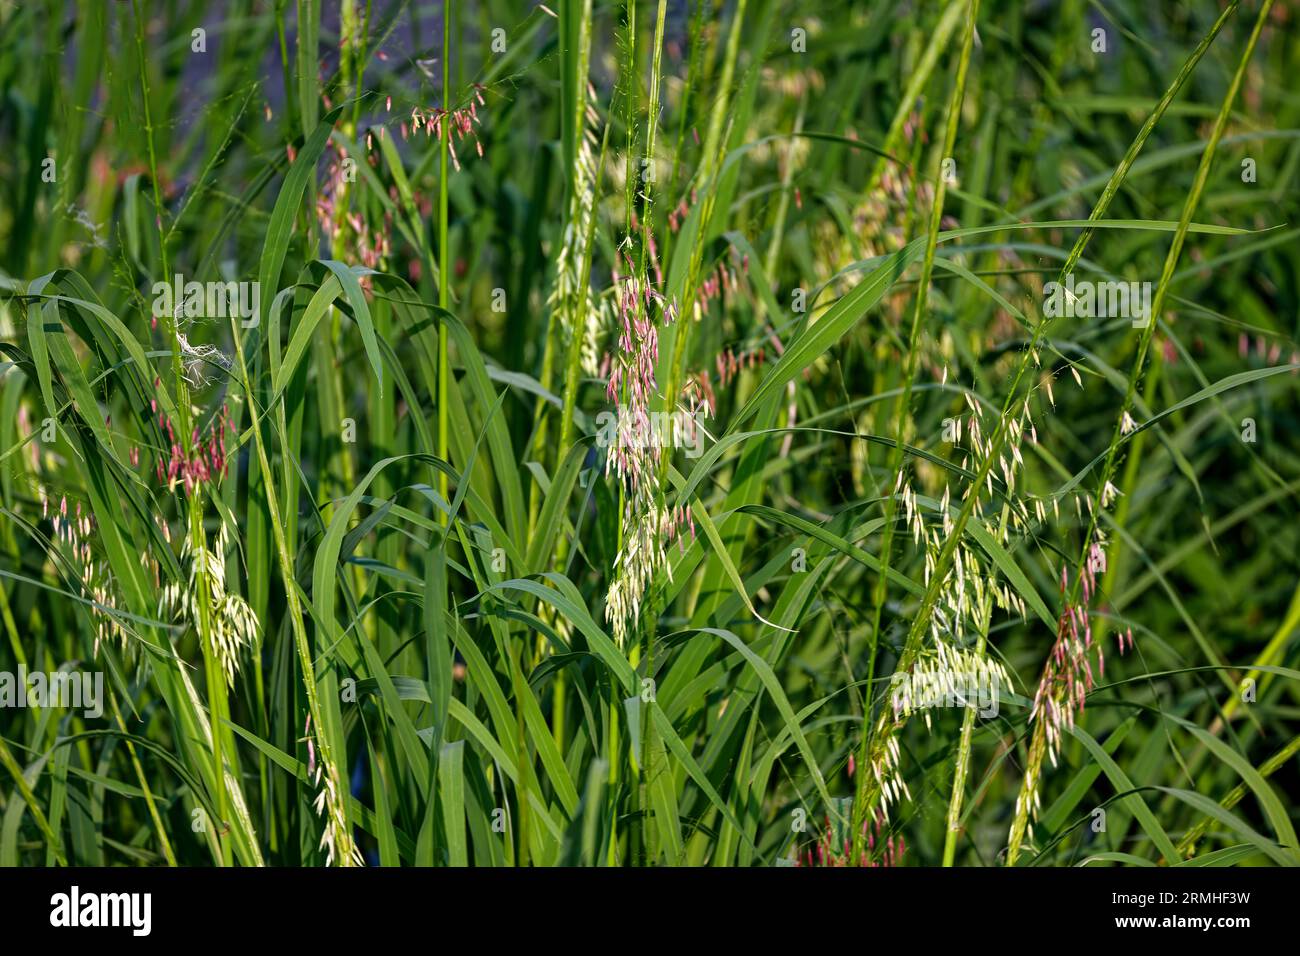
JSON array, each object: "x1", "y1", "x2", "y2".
[
  {"x1": 438, "y1": 3, "x2": 452, "y2": 516},
  {"x1": 852, "y1": 0, "x2": 981, "y2": 862}
]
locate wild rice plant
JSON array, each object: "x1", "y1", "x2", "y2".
[{"x1": 0, "y1": 0, "x2": 1297, "y2": 869}]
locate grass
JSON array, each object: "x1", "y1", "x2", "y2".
[{"x1": 0, "y1": 0, "x2": 1298, "y2": 867}]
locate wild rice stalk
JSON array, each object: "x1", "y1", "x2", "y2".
[
  {"x1": 438, "y1": 2, "x2": 452, "y2": 521},
  {"x1": 851, "y1": 0, "x2": 981, "y2": 862},
  {"x1": 1006, "y1": 0, "x2": 1274, "y2": 864},
  {"x1": 849, "y1": 0, "x2": 1240, "y2": 863},
  {"x1": 131, "y1": 0, "x2": 237, "y2": 865},
  {"x1": 551, "y1": 34, "x2": 611, "y2": 752},
  {"x1": 227, "y1": 295, "x2": 358, "y2": 865}
]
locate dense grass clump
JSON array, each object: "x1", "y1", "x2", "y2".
[{"x1": 0, "y1": 0, "x2": 1297, "y2": 867}]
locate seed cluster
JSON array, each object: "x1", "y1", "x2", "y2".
[
  {"x1": 42, "y1": 489, "x2": 125, "y2": 655},
  {"x1": 158, "y1": 522, "x2": 259, "y2": 687},
  {"x1": 603, "y1": 249, "x2": 682, "y2": 647},
  {"x1": 150, "y1": 388, "x2": 234, "y2": 494}
]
